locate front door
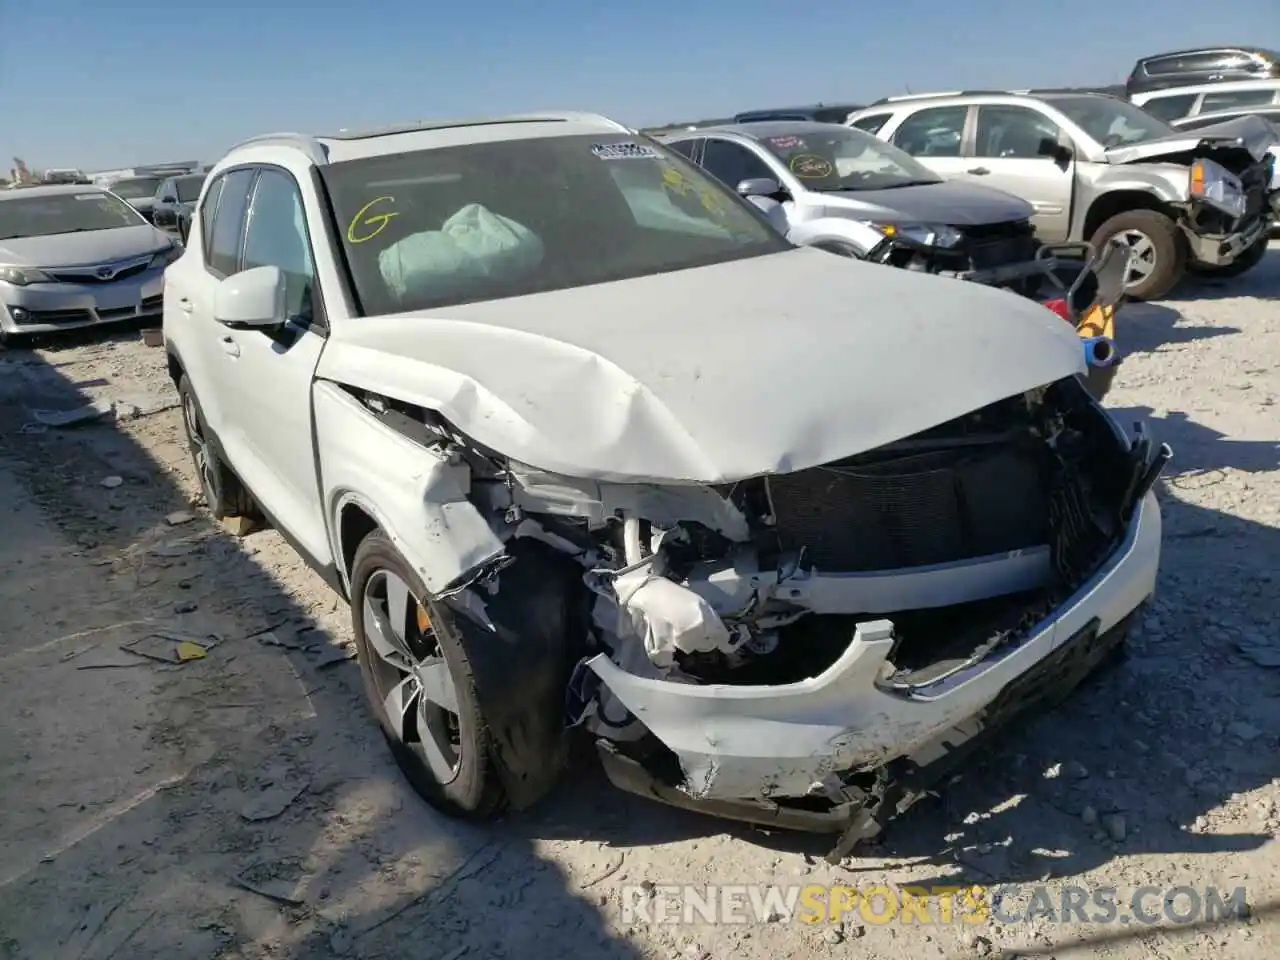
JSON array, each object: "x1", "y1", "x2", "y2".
[
  {"x1": 206, "y1": 166, "x2": 331, "y2": 563},
  {"x1": 964, "y1": 105, "x2": 1075, "y2": 241}
]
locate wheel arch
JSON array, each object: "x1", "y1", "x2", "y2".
[{"x1": 1083, "y1": 190, "x2": 1171, "y2": 241}]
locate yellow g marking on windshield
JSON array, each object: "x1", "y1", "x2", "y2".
[{"x1": 347, "y1": 196, "x2": 399, "y2": 244}]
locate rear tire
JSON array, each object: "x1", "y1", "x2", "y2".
[
  {"x1": 1090, "y1": 209, "x2": 1184, "y2": 301},
  {"x1": 349, "y1": 529, "x2": 508, "y2": 819},
  {"x1": 1188, "y1": 235, "x2": 1269, "y2": 279},
  {"x1": 176, "y1": 374, "x2": 256, "y2": 520}
]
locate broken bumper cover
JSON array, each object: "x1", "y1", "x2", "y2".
[
  {"x1": 1183, "y1": 215, "x2": 1269, "y2": 266},
  {"x1": 586, "y1": 487, "x2": 1161, "y2": 830}
]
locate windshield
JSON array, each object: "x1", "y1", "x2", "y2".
[
  {"x1": 174, "y1": 176, "x2": 205, "y2": 202},
  {"x1": 0, "y1": 191, "x2": 145, "y2": 240},
  {"x1": 109, "y1": 178, "x2": 163, "y2": 200},
  {"x1": 756, "y1": 125, "x2": 942, "y2": 191},
  {"x1": 320, "y1": 133, "x2": 789, "y2": 317},
  {"x1": 1046, "y1": 96, "x2": 1177, "y2": 147}
]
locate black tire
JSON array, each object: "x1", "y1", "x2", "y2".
[
  {"x1": 1188, "y1": 235, "x2": 1269, "y2": 279},
  {"x1": 176, "y1": 373, "x2": 256, "y2": 519},
  {"x1": 1090, "y1": 209, "x2": 1184, "y2": 301},
  {"x1": 350, "y1": 528, "x2": 507, "y2": 819}
]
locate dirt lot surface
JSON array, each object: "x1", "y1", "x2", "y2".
[{"x1": 2, "y1": 247, "x2": 1279, "y2": 960}]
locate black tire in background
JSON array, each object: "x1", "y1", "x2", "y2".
[
  {"x1": 176, "y1": 374, "x2": 256, "y2": 519},
  {"x1": 349, "y1": 529, "x2": 508, "y2": 819},
  {"x1": 1090, "y1": 209, "x2": 1185, "y2": 301}
]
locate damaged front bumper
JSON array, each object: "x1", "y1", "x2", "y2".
[
  {"x1": 1183, "y1": 213, "x2": 1270, "y2": 266},
  {"x1": 581, "y1": 486, "x2": 1161, "y2": 857}
]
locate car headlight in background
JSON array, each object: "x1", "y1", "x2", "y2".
[
  {"x1": 150, "y1": 244, "x2": 183, "y2": 269},
  {"x1": 861, "y1": 221, "x2": 964, "y2": 249},
  {"x1": 0, "y1": 265, "x2": 52, "y2": 285},
  {"x1": 1189, "y1": 159, "x2": 1247, "y2": 219}
]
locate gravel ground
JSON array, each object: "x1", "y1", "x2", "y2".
[{"x1": 1, "y1": 246, "x2": 1278, "y2": 960}]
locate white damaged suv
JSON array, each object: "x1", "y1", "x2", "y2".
[{"x1": 162, "y1": 112, "x2": 1170, "y2": 859}]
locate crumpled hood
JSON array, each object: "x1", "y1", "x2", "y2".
[
  {"x1": 0, "y1": 225, "x2": 169, "y2": 268},
  {"x1": 817, "y1": 179, "x2": 1035, "y2": 226},
  {"x1": 318, "y1": 246, "x2": 1086, "y2": 485},
  {"x1": 1106, "y1": 114, "x2": 1278, "y2": 165}
]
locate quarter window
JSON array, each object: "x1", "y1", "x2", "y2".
[
  {"x1": 242, "y1": 169, "x2": 316, "y2": 321},
  {"x1": 850, "y1": 113, "x2": 892, "y2": 134},
  {"x1": 198, "y1": 176, "x2": 225, "y2": 255},
  {"x1": 205, "y1": 169, "x2": 255, "y2": 276},
  {"x1": 974, "y1": 106, "x2": 1062, "y2": 159},
  {"x1": 891, "y1": 106, "x2": 968, "y2": 157}
]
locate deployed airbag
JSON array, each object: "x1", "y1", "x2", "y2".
[{"x1": 379, "y1": 203, "x2": 544, "y2": 302}]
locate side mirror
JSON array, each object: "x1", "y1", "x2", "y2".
[
  {"x1": 213, "y1": 265, "x2": 287, "y2": 329},
  {"x1": 177, "y1": 217, "x2": 191, "y2": 244},
  {"x1": 737, "y1": 177, "x2": 784, "y2": 198},
  {"x1": 1038, "y1": 137, "x2": 1073, "y2": 163}
]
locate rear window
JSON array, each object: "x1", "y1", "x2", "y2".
[
  {"x1": 319, "y1": 133, "x2": 788, "y2": 318},
  {"x1": 1144, "y1": 52, "x2": 1236, "y2": 76},
  {"x1": 109, "y1": 178, "x2": 163, "y2": 200}
]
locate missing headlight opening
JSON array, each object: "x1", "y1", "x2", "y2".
[{"x1": 362, "y1": 374, "x2": 1167, "y2": 860}]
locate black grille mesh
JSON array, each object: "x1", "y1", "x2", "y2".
[{"x1": 768, "y1": 443, "x2": 1051, "y2": 571}]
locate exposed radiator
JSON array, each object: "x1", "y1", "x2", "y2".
[{"x1": 767, "y1": 442, "x2": 1051, "y2": 571}]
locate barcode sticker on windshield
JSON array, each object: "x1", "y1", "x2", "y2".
[{"x1": 591, "y1": 142, "x2": 661, "y2": 160}]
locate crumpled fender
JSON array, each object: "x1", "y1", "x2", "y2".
[
  {"x1": 442, "y1": 537, "x2": 591, "y2": 809},
  {"x1": 785, "y1": 217, "x2": 886, "y2": 256}
]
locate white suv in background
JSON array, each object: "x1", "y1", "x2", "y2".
[{"x1": 161, "y1": 112, "x2": 1166, "y2": 860}]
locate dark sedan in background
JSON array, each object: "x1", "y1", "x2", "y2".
[{"x1": 151, "y1": 173, "x2": 207, "y2": 238}]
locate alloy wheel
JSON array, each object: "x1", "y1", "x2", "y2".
[
  {"x1": 182, "y1": 390, "x2": 219, "y2": 505},
  {"x1": 362, "y1": 569, "x2": 462, "y2": 783},
  {"x1": 1119, "y1": 229, "x2": 1157, "y2": 287}
]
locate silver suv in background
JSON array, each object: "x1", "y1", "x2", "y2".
[{"x1": 847, "y1": 91, "x2": 1279, "y2": 299}]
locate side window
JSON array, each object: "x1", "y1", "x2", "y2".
[
  {"x1": 700, "y1": 139, "x2": 775, "y2": 188},
  {"x1": 891, "y1": 106, "x2": 968, "y2": 157},
  {"x1": 241, "y1": 168, "x2": 316, "y2": 321},
  {"x1": 1200, "y1": 89, "x2": 1279, "y2": 112},
  {"x1": 850, "y1": 113, "x2": 892, "y2": 134},
  {"x1": 198, "y1": 175, "x2": 226, "y2": 254},
  {"x1": 1141, "y1": 93, "x2": 1197, "y2": 122},
  {"x1": 665, "y1": 139, "x2": 699, "y2": 160},
  {"x1": 974, "y1": 106, "x2": 1061, "y2": 159},
  {"x1": 205, "y1": 168, "x2": 256, "y2": 277}
]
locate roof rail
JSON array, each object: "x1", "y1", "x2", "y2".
[
  {"x1": 868, "y1": 89, "x2": 1016, "y2": 106},
  {"x1": 322, "y1": 112, "x2": 632, "y2": 142},
  {"x1": 220, "y1": 132, "x2": 330, "y2": 166}
]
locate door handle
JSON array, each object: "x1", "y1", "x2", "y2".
[
  {"x1": 177, "y1": 297, "x2": 193, "y2": 314},
  {"x1": 968, "y1": 167, "x2": 991, "y2": 175},
  {"x1": 219, "y1": 336, "x2": 241, "y2": 358}
]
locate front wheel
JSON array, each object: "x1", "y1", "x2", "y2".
[
  {"x1": 350, "y1": 529, "x2": 508, "y2": 819},
  {"x1": 1090, "y1": 209, "x2": 1184, "y2": 301},
  {"x1": 1189, "y1": 235, "x2": 1269, "y2": 279}
]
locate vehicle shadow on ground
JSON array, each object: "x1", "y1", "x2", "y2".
[
  {"x1": 1163, "y1": 245, "x2": 1280, "y2": 303},
  {"x1": 0, "y1": 325, "x2": 649, "y2": 960},
  {"x1": 1118, "y1": 302, "x2": 1239, "y2": 357}
]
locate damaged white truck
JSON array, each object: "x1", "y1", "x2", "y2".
[{"x1": 162, "y1": 112, "x2": 1171, "y2": 860}]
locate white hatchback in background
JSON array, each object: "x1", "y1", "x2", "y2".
[
  {"x1": 162, "y1": 112, "x2": 1168, "y2": 860},
  {"x1": 0, "y1": 184, "x2": 181, "y2": 342},
  {"x1": 1132, "y1": 78, "x2": 1280, "y2": 123}
]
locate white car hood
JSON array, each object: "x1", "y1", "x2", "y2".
[{"x1": 318, "y1": 246, "x2": 1086, "y2": 485}]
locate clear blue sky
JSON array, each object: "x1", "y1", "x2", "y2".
[{"x1": 3, "y1": 0, "x2": 1277, "y2": 172}]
